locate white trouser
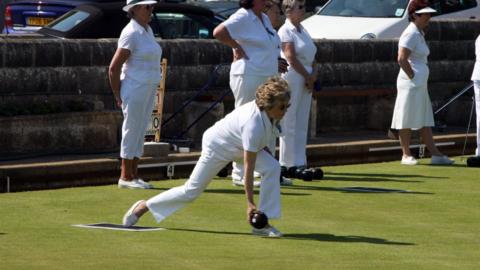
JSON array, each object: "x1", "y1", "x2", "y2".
[
  {"x1": 279, "y1": 71, "x2": 312, "y2": 168},
  {"x1": 229, "y1": 74, "x2": 273, "y2": 179},
  {"x1": 146, "y1": 132, "x2": 282, "y2": 223},
  {"x1": 229, "y1": 74, "x2": 270, "y2": 108},
  {"x1": 474, "y1": 81, "x2": 480, "y2": 156},
  {"x1": 120, "y1": 79, "x2": 157, "y2": 159}
]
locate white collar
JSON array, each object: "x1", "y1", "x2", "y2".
[
  {"x1": 410, "y1": 22, "x2": 425, "y2": 36},
  {"x1": 284, "y1": 18, "x2": 302, "y2": 33},
  {"x1": 131, "y1": 19, "x2": 150, "y2": 35},
  {"x1": 258, "y1": 106, "x2": 281, "y2": 136},
  {"x1": 246, "y1": 8, "x2": 269, "y2": 24}
]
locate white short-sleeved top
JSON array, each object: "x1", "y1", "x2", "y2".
[
  {"x1": 278, "y1": 19, "x2": 317, "y2": 73},
  {"x1": 471, "y1": 34, "x2": 480, "y2": 81},
  {"x1": 223, "y1": 8, "x2": 281, "y2": 76},
  {"x1": 118, "y1": 19, "x2": 162, "y2": 84},
  {"x1": 208, "y1": 101, "x2": 280, "y2": 153},
  {"x1": 398, "y1": 23, "x2": 429, "y2": 67}
]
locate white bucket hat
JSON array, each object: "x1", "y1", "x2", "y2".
[
  {"x1": 415, "y1": 7, "x2": 437, "y2": 14},
  {"x1": 123, "y1": 0, "x2": 158, "y2": 12}
]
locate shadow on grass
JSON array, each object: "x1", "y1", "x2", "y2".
[
  {"x1": 204, "y1": 189, "x2": 311, "y2": 196},
  {"x1": 321, "y1": 176, "x2": 424, "y2": 183},
  {"x1": 417, "y1": 163, "x2": 466, "y2": 168},
  {"x1": 167, "y1": 227, "x2": 251, "y2": 236},
  {"x1": 326, "y1": 172, "x2": 446, "y2": 179},
  {"x1": 322, "y1": 172, "x2": 447, "y2": 183},
  {"x1": 149, "y1": 187, "x2": 311, "y2": 196},
  {"x1": 283, "y1": 233, "x2": 414, "y2": 245},
  {"x1": 167, "y1": 228, "x2": 414, "y2": 245},
  {"x1": 284, "y1": 185, "x2": 434, "y2": 195},
  {"x1": 0, "y1": 233, "x2": 5, "y2": 235}
]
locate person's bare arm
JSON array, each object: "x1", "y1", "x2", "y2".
[
  {"x1": 283, "y1": 42, "x2": 315, "y2": 90},
  {"x1": 243, "y1": 150, "x2": 257, "y2": 221},
  {"x1": 398, "y1": 47, "x2": 414, "y2": 79},
  {"x1": 108, "y1": 48, "x2": 130, "y2": 108},
  {"x1": 213, "y1": 24, "x2": 248, "y2": 60}
]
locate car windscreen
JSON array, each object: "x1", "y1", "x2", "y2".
[
  {"x1": 150, "y1": 12, "x2": 221, "y2": 39},
  {"x1": 46, "y1": 10, "x2": 90, "y2": 32},
  {"x1": 318, "y1": 0, "x2": 409, "y2": 18}
]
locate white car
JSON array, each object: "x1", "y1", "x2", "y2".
[{"x1": 302, "y1": 0, "x2": 479, "y2": 39}]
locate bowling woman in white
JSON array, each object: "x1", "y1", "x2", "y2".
[{"x1": 121, "y1": 77, "x2": 291, "y2": 237}]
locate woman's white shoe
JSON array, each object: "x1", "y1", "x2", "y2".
[{"x1": 401, "y1": 156, "x2": 418, "y2": 165}]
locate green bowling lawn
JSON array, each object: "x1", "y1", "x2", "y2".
[{"x1": 1, "y1": 158, "x2": 479, "y2": 269}]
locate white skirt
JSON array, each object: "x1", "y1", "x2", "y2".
[{"x1": 391, "y1": 66, "x2": 434, "y2": 129}]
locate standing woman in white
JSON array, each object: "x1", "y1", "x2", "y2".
[
  {"x1": 390, "y1": 0, "x2": 453, "y2": 166},
  {"x1": 109, "y1": 0, "x2": 161, "y2": 189},
  {"x1": 213, "y1": 0, "x2": 285, "y2": 186},
  {"x1": 471, "y1": 34, "x2": 480, "y2": 157},
  {"x1": 278, "y1": 0, "x2": 317, "y2": 170},
  {"x1": 121, "y1": 77, "x2": 291, "y2": 237}
]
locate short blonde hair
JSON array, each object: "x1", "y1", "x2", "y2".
[
  {"x1": 282, "y1": 0, "x2": 305, "y2": 14},
  {"x1": 256, "y1": 77, "x2": 290, "y2": 111}
]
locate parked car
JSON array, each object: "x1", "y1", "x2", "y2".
[
  {"x1": 302, "y1": 0, "x2": 479, "y2": 39},
  {"x1": 3, "y1": 0, "x2": 122, "y2": 34},
  {"x1": 34, "y1": 1, "x2": 224, "y2": 38},
  {"x1": 187, "y1": 0, "x2": 239, "y2": 18}
]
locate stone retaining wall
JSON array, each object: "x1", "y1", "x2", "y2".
[{"x1": 0, "y1": 19, "x2": 479, "y2": 156}]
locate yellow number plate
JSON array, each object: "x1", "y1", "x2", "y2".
[{"x1": 26, "y1": 17, "x2": 54, "y2": 26}]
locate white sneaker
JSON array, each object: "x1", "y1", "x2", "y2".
[
  {"x1": 252, "y1": 225, "x2": 282, "y2": 237},
  {"x1": 431, "y1": 155, "x2": 454, "y2": 165},
  {"x1": 232, "y1": 178, "x2": 261, "y2": 187},
  {"x1": 280, "y1": 176, "x2": 293, "y2": 186},
  {"x1": 135, "y1": 178, "x2": 153, "y2": 189},
  {"x1": 118, "y1": 179, "x2": 150, "y2": 189},
  {"x1": 122, "y1": 200, "x2": 144, "y2": 227},
  {"x1": 401, "y1": 156, "x2": 418, "y2": 165}
]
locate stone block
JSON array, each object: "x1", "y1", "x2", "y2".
[
  {"x1": 143, "y1": 142, "x2": 170, "y2": 157},
  {"x1": 4, "y1": 40, "x2": 34, "y2": 67},
  {"x1": 0, "y1": 111, "x2": 122, "y2": 157},
  {"x1": 34, "y1": 39, "x2": 62, "y2": 67},
  {"x1": 62, "y1": 40, "x2": 91, "y2": 66},
  {"x1": 332, "y1": 41, "x2": 354, "y2": 62}
]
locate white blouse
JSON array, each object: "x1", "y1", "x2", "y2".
[
  {"x1": 118, "y1": 19, "x2": 162, "y2": 85},
  {"x1": 278, "y1": 18, "x2": 317, "y2": 74},
  {"x1": 223, "y1": 8, "x2": 281, "y2": 76}
]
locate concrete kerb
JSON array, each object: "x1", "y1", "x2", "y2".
[{"x1": 0, "y1": 133, "x2": 476, "y2": 193}]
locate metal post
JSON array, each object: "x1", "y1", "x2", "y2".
[
  {"x1": 167, "y1": 164, "x2": 174, "y2": 179},
  {"x1": 6, "y1": 176, "x2": 10, "y2": 193}
]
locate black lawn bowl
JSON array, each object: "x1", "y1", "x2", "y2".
[
  {"x1": 300, "y1": 170, "x2": 313, "y2": 181},
  {"x1": 249, "y1": 212, "x2": 268, "y2": 229},
  {"x1": 467, "y1": 156, "x2": 480, "y2": 167},
  {"x1": 311, "y1": 168, "x2": 324, "y2": 180}
]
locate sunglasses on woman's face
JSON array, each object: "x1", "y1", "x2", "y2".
[
  {"x1": 278, "y1": 103, "x2": 291, "y2": 111},
  {"x1": 143, "y1": 4, "x2": 155, "y2": 10}
]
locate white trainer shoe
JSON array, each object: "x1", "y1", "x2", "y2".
[
  {"x1": 252, "y1": 225, "x2": 282, "y2": 237},
  {"x1": 280, "y1": 176, "x2": 293, "y2": 186},
  {"x1": 135, "y1": 178, "x2": 153, "y2": 189},
  {"x1": 118, "y1": 179, "x2": 150, "y2": 189},
  {"x1": 401, "y1": 156, "x2": 418, "y2": 165},
  {"x1": 122, "y1": 200, "x2": 145, "y2": 227},
  {"x1": 431, "y1": 155, "x2": 454, "y2": 165}
]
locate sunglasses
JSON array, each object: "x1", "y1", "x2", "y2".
[
  {"x1": 278, "y1": 103, "x2": 291, "y2": 111},
  {"x1": 143, "y1": 4, "x2": 154, "y2": 10}
]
